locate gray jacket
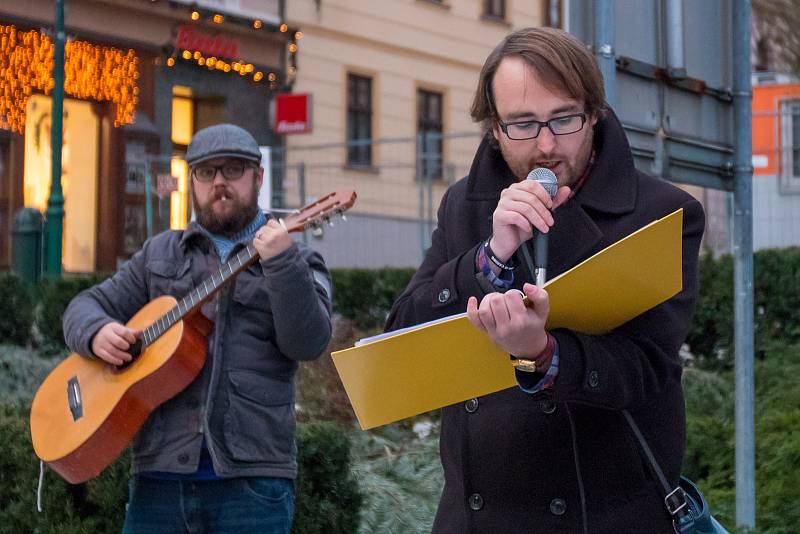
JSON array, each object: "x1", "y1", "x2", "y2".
[{"x1": 63, "y1": 221, "x2": 332, "y2": 479}]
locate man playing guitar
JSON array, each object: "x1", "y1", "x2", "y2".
[{"x1": 62, "y1": 123, "x2": 332, "y2": 534}]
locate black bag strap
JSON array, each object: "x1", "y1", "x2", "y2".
[{"x1": 622, "y1": 410, "x2": 695, "y2": 533}]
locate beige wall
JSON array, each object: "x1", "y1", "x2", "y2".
[{"x1": 285, "y1": 0, "x2": 543, "y2": 218}]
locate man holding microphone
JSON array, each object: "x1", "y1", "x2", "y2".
[{"x1": 386, "y1": 27, "x2": 705, "y2": 533}]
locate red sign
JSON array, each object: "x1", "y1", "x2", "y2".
[
  {"x1": 175, "y1": 25, "x2": 239, "y2": 59},
  {"x1": 274, "y1": 93, "x2": 312, "y2": 135}
]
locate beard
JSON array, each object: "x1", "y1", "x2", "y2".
[{"x1": 192, "y1": 181, "x2": 260, "y2": 237}]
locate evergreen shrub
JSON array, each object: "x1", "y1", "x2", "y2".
[
  {"x1": 0, "y1": 275, "x2": 35, "y2": 345},
  {"x1": 330, "y1": 268, "x2": 415, "y2": 330},
  {"x1": 686, "y1": 247, "x2": 800, "y2": 369},
  {"x1": 0, "y1": 399, "x2": 362, "y2": 533},
  {"x1": 36, "y1": 274, "x2": 108, "y2": 348},
  {"x1": 293, "y1": 421, "x2": 363, "y2": 534}
]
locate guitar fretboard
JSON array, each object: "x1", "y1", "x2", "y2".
[{"x1": 140, "y1": 243, "x2": 260, "y2": 347}]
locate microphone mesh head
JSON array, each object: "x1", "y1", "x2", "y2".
[{"x1": 526, "y1": 167, "x2": 558, "y2": 199}]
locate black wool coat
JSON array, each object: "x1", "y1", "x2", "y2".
[{"x1": 386, "y1": 110, "x2": 705, "y2": 534}]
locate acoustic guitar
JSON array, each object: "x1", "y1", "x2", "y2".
[{"x1": 30, "y1": 188, "x2": 356, "y2": 484}]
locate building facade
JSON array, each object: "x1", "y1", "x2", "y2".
[
  {"x1": 279, "y1": 0, "x2": 552, "y2": 267},
  {"x1": 1, "y1": 0, "x2": 294, "y2": 272},
  {"x1": 750, "y1": 75, "x2": 800, "y2": 250}
]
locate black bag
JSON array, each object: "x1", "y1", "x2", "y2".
[{"x1": 623, "y1": 411, "x2": 729, "y2": 534}]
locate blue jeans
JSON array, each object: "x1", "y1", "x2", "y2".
[{"x1": 122, "y1": 476, "x2": 295, "y2": 534}]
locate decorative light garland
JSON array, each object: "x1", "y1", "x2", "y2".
[
  {"x1": 168, "y1": 46, "x2": 278, "y2": 89},
  {"x1": 0, "y1": 24, "x2": 139, "y2": 133}
]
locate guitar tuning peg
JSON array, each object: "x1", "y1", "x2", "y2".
[
  {"x1": 341, "y1": 214, "x2": 348, "y2": 222},
  {"x1": 324, "y1": 216, "x2": 333, "y2": 227},
  {"x1": 310, "y1": 223, "x2": 324, "y2": 239}
]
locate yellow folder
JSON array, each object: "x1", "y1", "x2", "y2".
[{"x1": 332, "y1": 208, "x2": 684, "y2": 430}]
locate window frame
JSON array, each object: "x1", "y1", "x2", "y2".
[
  {"x1": 780, "y1": 99, "x2": 800, "y2": 194},
  {"x1": 417, "y1": 88, "x2": 444, "y2": 181},
  {"x1": 483, "y1": 0, "x2": 506, "y2": 21},
  {"x1": 346, "y1": 73, "x2": 373, "y2": 168}
]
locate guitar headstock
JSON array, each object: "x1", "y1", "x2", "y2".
[{"x1": 282, "y1": 188, "x2": 357, "y2": 234}]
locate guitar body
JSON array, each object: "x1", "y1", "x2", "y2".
[{"x1": 30, "y1": 296, "x2": 211, "y2": 484}]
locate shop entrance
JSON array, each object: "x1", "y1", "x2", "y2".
[{"x1": 23, "y1": 95, "x2": 99, "y2": 273}]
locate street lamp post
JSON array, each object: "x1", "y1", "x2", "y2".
[{"x1": 45, "y1": 0, "x2": 66, "y2": 276}]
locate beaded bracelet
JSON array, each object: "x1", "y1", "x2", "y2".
[{"x1": 484, "y1": 239, "x2": 515, "y2": 271}]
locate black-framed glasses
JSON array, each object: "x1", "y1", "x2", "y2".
[
  {"x1": 191, "y1": 161, "x2": 255, "y2": 183},
  {"x1": 499, "y1": 113, "x2": 588, "y2": 141}
]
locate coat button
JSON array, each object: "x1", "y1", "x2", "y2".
[
  {"x1": 178, "y1": 453, "x2": 190, "y2": 464},
  {"x1": 468, "y1": 493, "x2": 484, "y2": 511},
  {"x1": 438, "y1": 288, "x2": 451, "y2": 303},
  {"x1": 588, "y1": 370, "x2": 600, "y2": 388},
  {"x1": 464, "y1": 398, "x2": 479, "y2": 413},
  {"x1": 540, "y1": 399, "x2": 556, "y2": 414},
  {"x1": 549, "y1": 498, "x2": 566, "y2": 516}
]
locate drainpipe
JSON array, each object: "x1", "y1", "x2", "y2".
[
  {"x1": 594, "y1": 0, "x2": 615, "y2": 107},
  {"x1": 665, "y1": 0, "x2": 687, "y2": 79}
]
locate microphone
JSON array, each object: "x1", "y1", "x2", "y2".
[{"x1": 526, "y1": 168, "x2": 558, "y2": 287}]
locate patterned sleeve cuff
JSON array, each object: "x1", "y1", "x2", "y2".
[
  {"x1": 516, "y1": 337, "x2": 560, "y2": 394},
  {"x1": 476, "y1": 243, "x2": 514, "y2": 289}
]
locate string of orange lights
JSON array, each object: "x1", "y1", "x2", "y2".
[
  {"x1": 0, "y1": 24, "x2": 139, "y2": 134},
  {"x1": 168, "y1": 6, "x2": 301, "y2": 89}
]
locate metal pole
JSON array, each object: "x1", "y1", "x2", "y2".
[
  {"x1": 417, "y1": 132, "x2": 426, "y2": 262},
  {"x1": 298, "y1": 161, "x2": 307, "y2": 244},
  {"x1": 45, "y1": 0, "x2": 66, "y2": 276},
  {"x1": 665, "y1": 0, "x2": 687, "y2": 79},
  {"x1": 732, "y1": 0, "x2": 755, "y2": 529},
  {"x1": 144, "y1": 160, "x2": 153, "y2": 238},
  {"x1": 594, "y1": 0, "x2": 616, "y2": 107}
]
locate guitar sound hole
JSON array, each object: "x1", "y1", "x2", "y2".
[{"x1": 115, "y1": 339, "x2": 143, "y2": 372}]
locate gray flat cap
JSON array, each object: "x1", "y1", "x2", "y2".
[{"x1": 185, "y1": 123, "x2": 262, "y2": 166}]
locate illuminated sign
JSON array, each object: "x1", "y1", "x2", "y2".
[{"x1": 174, "y1": 25, "x2": 239, "y2": 59}]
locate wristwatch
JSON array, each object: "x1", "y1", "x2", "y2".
[{"x1": 510, "y1": 356, "x2": 537, "y2": 373}]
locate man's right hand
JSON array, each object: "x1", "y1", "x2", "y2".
[
  {"x1": 489, "y1": 180, "x2": 571, "y2": 261},
  {"x1": 91, "y1": 322, "x2": 142, "y2": 366}
]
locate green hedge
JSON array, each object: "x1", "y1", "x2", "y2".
[
  {"x1": 36, "y1": 274, "x2": 109, "y2": 348},
  {"x1": 0, "y1": 275, "x2": 35, "y2": 346},
  {"x1": 682, "y1": 343, "x2": 800, "y2": 532},
  {"x1": 686, "y1": 248, "x2": 800, "y2": 369},
  {"x1": 330, "y1": 268, "x2": 415, "y2": 330},
  {"x1": 0, "y1": 268, "x2": 415, "y2": 347},
  {"x1": 0, "y1": 399, "x2": 361, "y2": 533}
]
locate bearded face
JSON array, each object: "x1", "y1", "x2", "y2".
[{"x1": 190, "y1": 158, "x2": 263, "y2": 237}]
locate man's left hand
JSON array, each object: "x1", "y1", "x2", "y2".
[
  {"x1": 466, "y1": 283, "x2": 549, "y2": 358},
  {"x1": 253, "y1": 219, "x2": 293, "y2": 260}
]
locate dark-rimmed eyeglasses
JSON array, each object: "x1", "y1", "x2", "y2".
[
  {"x1": 499, "y1": 113, "x2": 588, "y2": 141},
  {"x1": 191, "y1": 161, "x2": 255, "y2": 183}
]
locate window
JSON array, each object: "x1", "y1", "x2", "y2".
[
  {"x1": 484, "y1": 0, "x2": 505, "y2": 20},
  {"x1": 543, "y1": 0, "x2": 563, "y2": 28},
  {"x1": 347, "y1": 73, "x2": 373, "y2": 167},
  {"x1": 417, "y1": 89, "x2": 443, "y2": 180},
  {"x1": 781, "y1": 100, "x2": 800, "y2": 193}
]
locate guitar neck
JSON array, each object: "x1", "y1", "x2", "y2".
[
  {"x1": 141, "y1": 244, "x2": 261, "y2": 348},
  {"x1": 138, "y1": 188, "x2": 357, "y2": 349}
]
